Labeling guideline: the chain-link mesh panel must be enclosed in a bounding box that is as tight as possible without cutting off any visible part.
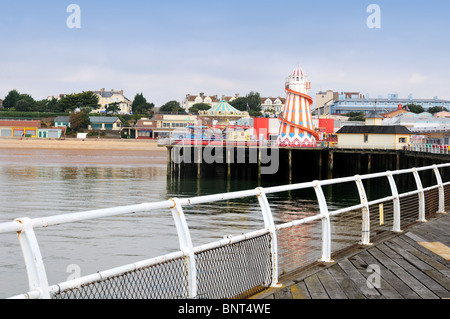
[52,256,188,299]
[195,233,272,299]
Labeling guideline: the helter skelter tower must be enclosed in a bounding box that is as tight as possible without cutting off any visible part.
[277,68,319,147]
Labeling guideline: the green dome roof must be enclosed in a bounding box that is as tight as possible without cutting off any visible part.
[206,100,243,115]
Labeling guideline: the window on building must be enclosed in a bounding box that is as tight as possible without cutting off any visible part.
[364,134,369,143]
[398,137,407,143]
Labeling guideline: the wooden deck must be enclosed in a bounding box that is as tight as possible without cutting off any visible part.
[252,213,450,299]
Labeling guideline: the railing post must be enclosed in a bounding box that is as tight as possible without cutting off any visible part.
[169,198,197,299]
[386,172,402,233]
[354,176,372,246]
[313,181,333,263]
[432,165,447,214]
[412,168,426,222]
[16,218,50,299]
[255,187,282,288]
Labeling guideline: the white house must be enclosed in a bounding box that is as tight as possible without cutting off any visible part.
[93,89,132,115]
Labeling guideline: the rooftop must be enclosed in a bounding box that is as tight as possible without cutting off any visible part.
[336,125,412,135]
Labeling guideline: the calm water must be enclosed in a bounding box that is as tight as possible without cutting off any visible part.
[0,148,365,298]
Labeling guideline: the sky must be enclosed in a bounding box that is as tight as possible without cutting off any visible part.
[0,0,449,107]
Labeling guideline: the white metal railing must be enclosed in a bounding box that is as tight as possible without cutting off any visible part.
[406,144,450,154]
[324,143,450,153]
[1,163,450,299]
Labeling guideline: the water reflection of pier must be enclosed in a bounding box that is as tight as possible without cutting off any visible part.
[166,145,450,185]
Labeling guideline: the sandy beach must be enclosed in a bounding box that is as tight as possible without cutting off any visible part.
[0,138,166,152]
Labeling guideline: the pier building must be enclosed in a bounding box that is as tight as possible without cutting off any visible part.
[336,110,412,150]
[313,91,450,116]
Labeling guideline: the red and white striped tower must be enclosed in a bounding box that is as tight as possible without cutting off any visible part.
[277,67,319,147]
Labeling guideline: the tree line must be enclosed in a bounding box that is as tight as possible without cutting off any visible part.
[1,89,264,117]
[1,89,156,115]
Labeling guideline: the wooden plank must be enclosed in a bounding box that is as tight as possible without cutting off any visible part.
[348,254,404,299]
[401,233,450,268]
[387,237,434,270]
[316,269,348,299]
[358,249,419,299]
[378,243,448,298]
[397,236,450,273]
[420,218,450,237]
[418,242,450,261]
[369,246,439,299]
[337,258,383,299]
[410,226,449,246]
[327,264,366,299]
[421,269,450,299]
[290,281,310,299]
[304,274,329,299]
[385,238,450,295]
[273,286,293,299]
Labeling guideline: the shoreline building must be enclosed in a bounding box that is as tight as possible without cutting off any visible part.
[336,110,412,150]
[260,97,286,116]
[277,68,318,147]
[313,91,450,115]
[93,89,132,115]
[0,119,64,139]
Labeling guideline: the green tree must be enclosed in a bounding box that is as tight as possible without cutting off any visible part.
[32,97,62,113]
[132,93,154,115]
[229,91,262,116]
[403,104,424,114]
[69,112,91,131]
[188,103,211,114]
[347,111,365,121]
[159,100,186,114]
[46,97,61,113]
[59,91,100,112]
[14,94,36,112]
[427,106,448,114]
[106,102,121,114]
[3,89,21,109]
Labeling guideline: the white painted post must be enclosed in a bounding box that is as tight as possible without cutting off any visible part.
[313,181,333,263]
[432,165,446,214]
[354,176,372,246]
[169,198,197,299]
[16,218,50,299]
[255,187,281,288]
[386,172,402,233]
[412,168,426,222]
